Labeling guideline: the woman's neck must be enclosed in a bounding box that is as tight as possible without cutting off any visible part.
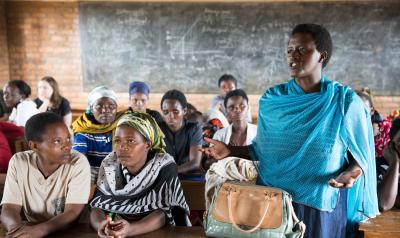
[36,158,60,178]
[230,122,248,146]
[232,120,247,132]
[126,157,147,176]
[295,71,322,93]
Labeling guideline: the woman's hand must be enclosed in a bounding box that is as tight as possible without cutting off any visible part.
[104,219,130,238]
[328,167,363,188]
[98,218,113,238]
[383,142,400,166]
[200,137,231,160]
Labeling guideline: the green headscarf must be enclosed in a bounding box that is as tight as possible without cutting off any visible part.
[117,111,166,153]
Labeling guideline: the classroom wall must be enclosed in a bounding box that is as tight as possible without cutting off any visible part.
[0,1,399,118]
[0,2,10,83]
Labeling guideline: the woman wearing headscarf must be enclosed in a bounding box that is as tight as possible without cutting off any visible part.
[356,88,392,158]
[72,86,123,183]
[128,81,163,124]
[90,111,190,237]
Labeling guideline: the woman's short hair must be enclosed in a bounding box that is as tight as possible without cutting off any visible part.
[224,89,249,108]
[25,112,64,142]
[218,74,237,87]
[160,89,187,109]
[7,80,31,98]
[291,24,332,69]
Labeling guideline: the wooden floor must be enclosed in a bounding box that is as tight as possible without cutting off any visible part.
[358,209,400,238]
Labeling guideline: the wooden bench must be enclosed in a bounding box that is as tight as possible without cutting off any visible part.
[11,137,28,153]
[72,109,85,121]
[358,209,400,238]
[0,173,6,201]
[180,180,206,211]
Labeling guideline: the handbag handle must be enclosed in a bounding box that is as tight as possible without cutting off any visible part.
[227,191,270,233]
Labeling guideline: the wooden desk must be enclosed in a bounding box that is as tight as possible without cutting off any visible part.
[358,209,400,238]
[0,223,206,238]
[180,180,206,211]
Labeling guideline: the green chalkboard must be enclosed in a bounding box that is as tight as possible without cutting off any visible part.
[79,2,400,95]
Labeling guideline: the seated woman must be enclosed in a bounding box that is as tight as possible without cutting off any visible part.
[159,90,203,174]
[356,88,391,157]
[3,80,38,127]
[34,76,72,127]
[0,89,12,121]
[204,89,258,207]
[210,74,252,123]
[72,86,121,184]
[0,112,91,238]
[90,112,190,237]
[213,89,257,146]
[0,121,24,172]
[202,108,230,140]
[377,117,400,212]
[128,81,163,124]
[202,89,257,170]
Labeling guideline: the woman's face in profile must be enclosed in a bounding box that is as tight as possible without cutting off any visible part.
[3,84,23,108]
[113,124,151,173]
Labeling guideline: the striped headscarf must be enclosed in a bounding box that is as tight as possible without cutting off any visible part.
[117,111,166,153]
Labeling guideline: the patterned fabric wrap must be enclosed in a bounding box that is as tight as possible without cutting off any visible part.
[90,152,190,225]
[250,76,379,226]
[117,111,166,154]
[72,112,123,134]
[374,119,391,157]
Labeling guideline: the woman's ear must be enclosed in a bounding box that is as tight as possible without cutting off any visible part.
[183,108,187,116]
[318,51,328,64]
[145,141,152,150]
[28,140,38,151]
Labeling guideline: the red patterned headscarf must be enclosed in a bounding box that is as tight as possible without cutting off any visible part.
[374,119,391,157]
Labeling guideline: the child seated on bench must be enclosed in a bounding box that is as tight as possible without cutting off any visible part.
[1,112,91,238]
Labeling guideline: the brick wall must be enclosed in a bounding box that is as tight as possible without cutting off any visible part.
[0,2,10,83]
[1,1,399,119]
[4,1,84,108]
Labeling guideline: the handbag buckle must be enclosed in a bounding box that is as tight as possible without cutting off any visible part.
[224,186,237,194]
[264,191,278,200]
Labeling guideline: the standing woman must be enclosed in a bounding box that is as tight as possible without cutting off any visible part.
[202,24,379,237]
[35,76,72,127]
[3,80,38,127]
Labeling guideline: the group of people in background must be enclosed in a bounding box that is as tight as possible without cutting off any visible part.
[0,23,398,238]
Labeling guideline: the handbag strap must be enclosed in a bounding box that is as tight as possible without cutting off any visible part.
[287,196,306,238]
[227,191,270,233]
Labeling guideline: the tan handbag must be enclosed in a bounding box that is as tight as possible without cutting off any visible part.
[204,181,305,238]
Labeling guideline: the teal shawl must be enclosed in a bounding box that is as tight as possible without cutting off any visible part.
[250,76,379,226]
